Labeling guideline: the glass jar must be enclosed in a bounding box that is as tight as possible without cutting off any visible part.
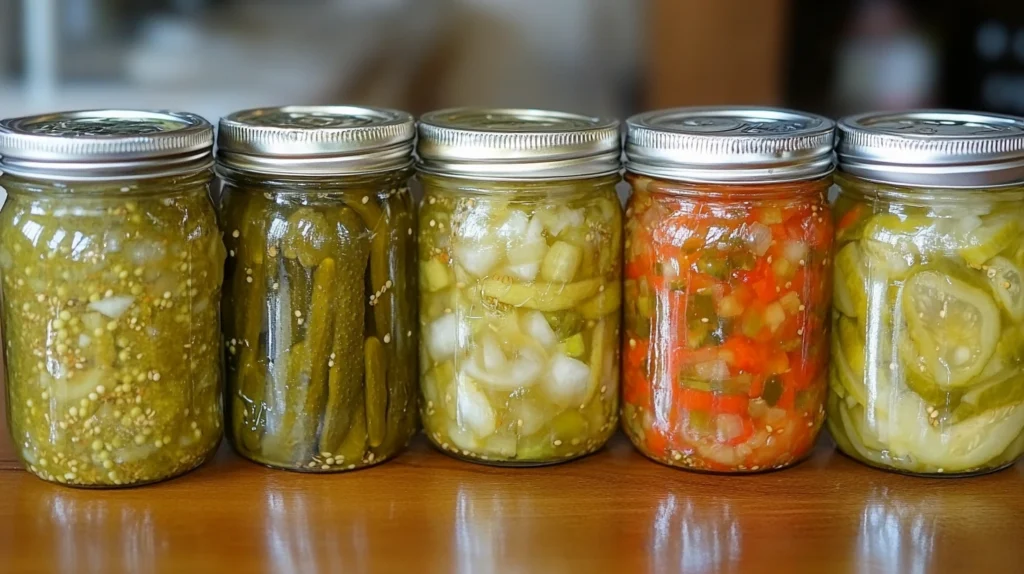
[828,110,1024,476]
[217,106,418,471]
[0,110,224,487]
[416,108,622,465]
[621,107,836,472]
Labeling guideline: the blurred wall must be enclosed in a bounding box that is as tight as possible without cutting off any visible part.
[431,0,640,117]
[0,0,642,120]
[647,0,790,108]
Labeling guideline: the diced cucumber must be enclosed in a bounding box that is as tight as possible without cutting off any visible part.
[559,333,586,358]
[423,257,451,292]
[541,241,582,283]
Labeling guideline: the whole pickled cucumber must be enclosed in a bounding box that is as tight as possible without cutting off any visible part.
[283,258,310,338]
[364,336,388,448]
[261,340,307,463]
[299,258,337,448]
[261,258,336,464]
[282,207,338,267]
[343,193,392,338]
[231,192,270,455]
[319,207,371,454]
[379,189,416,455]
[333,400,368,466]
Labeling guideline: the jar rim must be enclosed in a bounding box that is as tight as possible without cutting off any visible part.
[0,109,213,181]
[416,107,621,180]
[216,105,415,176]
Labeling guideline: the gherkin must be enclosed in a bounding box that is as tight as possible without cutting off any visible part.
[221,171,418,472]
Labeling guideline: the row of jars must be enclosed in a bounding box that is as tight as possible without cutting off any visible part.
[1,106,1023,487]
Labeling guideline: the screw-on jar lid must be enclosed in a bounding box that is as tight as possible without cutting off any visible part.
[837,110,1024,188]
[217,105,415,176]
[625,106,835,183]
[417,107,620,180]
[0,109,213,181]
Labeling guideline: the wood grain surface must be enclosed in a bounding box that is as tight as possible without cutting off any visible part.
[1,429,1023,574]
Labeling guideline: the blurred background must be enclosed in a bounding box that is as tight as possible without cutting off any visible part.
[0,0,1022,123]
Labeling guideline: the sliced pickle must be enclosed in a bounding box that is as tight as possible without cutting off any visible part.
[954,370,1024,422]
[982,256,1024,321]
[888,392,1024,472]
[833,243,865,318]
[958,213,1020,266]
[902,270,1000,388]
[860,214,939,278]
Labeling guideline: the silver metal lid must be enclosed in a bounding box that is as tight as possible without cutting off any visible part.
[625,106,835,183]
[837,110,1024,188]
[217,105,415,176]
[0,109,213,181]
[417,107,620,180]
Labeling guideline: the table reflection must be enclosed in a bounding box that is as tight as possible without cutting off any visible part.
[21,488,158,572]
[263,486,371,573]
[650,494,742,574]
[854,474,1024,574]
[448,475,621,573]
[857,486,937,574]
[453,489,506,574]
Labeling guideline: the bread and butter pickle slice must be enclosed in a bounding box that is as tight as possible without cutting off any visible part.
[902,270,1000,388]
[888,392,1024,472]
[982,256,1024,321]
[954,369,1024,422]
[833,243,865,318]
[860,213,939,278]
[958,213,1020,267]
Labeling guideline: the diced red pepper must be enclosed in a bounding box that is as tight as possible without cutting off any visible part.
[713,394,750,416]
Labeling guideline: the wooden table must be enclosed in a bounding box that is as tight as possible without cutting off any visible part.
[1,426,1022,574]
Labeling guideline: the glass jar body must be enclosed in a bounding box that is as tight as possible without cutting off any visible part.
[418,173,622,465]
[621,173,834,473]
[0,171,225,487]
[827,173,1024,476]
[219,168,418,472]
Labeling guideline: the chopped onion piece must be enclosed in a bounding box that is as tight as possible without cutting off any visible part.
[543,354,591,407]
[457,374,497,437]
[782,240,808,263]
[464,349,544,391]
[744,222,773,256]
[87,295,135,319]
[521,311,557,348]
[480,335,508,371]
[455,243,503,278]
[427,314,461,360]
